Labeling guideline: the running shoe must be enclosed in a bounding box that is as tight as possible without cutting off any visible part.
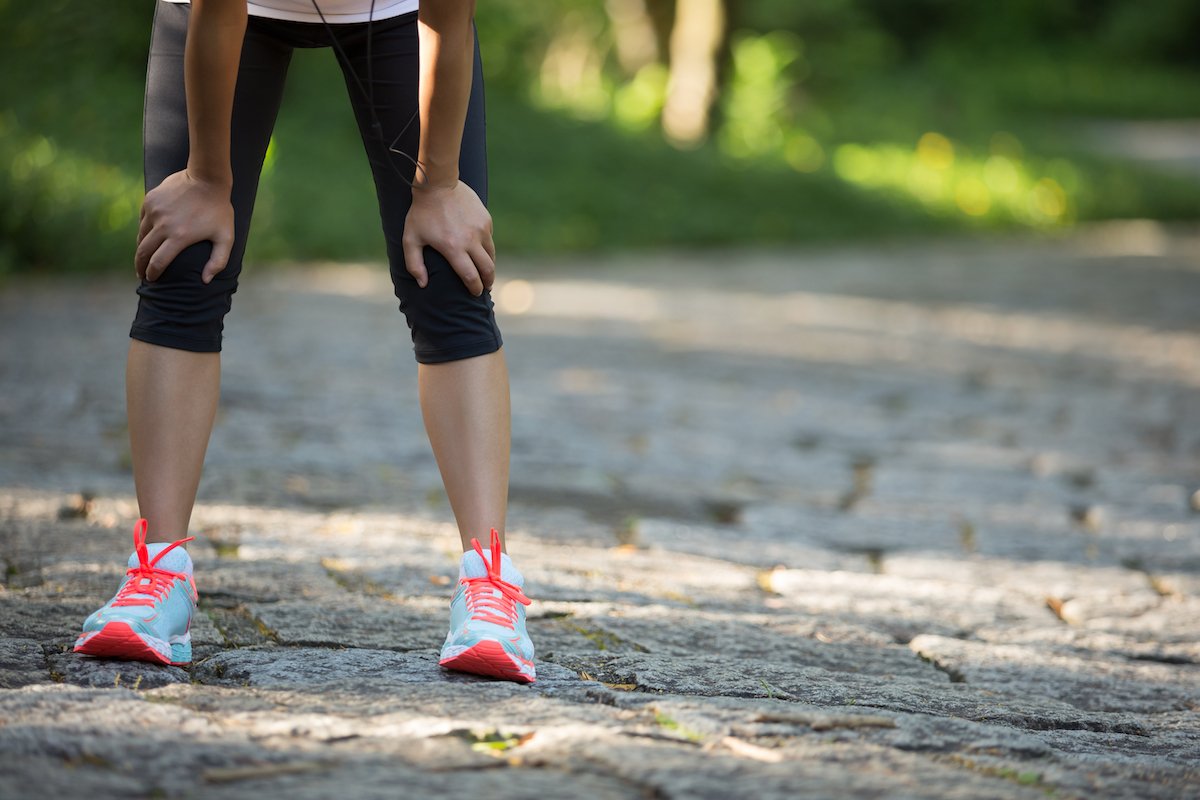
[439,529,536,683]
[74,519,196,666]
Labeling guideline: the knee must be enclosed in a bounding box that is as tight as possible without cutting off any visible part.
[131,241,241,353]
[390,248,502,364]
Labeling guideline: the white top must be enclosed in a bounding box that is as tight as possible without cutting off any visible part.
[162,0,418,25]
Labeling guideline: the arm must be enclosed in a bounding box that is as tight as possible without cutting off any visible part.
[135,0,246,284]
[403,0,496,296]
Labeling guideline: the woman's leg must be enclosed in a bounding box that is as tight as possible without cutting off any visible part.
[336,18,532,681]
[334,17,506,550]
[74,4,295,666]
[131,3,294,542]
[419,350,510,551]
[127,342,221,544]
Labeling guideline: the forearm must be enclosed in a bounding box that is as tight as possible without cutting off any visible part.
[184,0,247,187]
[416,0,476,189]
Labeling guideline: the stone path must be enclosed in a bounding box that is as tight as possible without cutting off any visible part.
[1085,119,1200,180]
[2,228,1200,798]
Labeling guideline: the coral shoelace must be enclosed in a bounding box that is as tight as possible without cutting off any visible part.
[111,519,194,607]
[462,529,530,629]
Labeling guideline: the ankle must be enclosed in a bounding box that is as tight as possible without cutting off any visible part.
[458,548,522,585]
[131,541,194,577]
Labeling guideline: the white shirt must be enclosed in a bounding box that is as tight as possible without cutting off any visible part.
[163,0,419,25]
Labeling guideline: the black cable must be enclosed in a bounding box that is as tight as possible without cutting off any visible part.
[308,0,427,188]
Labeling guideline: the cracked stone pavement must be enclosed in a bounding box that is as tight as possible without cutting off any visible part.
[2,228,1200,798]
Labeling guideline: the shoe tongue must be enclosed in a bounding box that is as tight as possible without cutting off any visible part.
[460,549,523,587]
[128,542,193,577]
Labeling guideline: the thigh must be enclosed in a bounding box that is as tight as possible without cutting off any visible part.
[337,18,499,364]
[134,2,293,352]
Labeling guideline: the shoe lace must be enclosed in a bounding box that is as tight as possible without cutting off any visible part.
[462,529,530,630]
[111,519,195,607]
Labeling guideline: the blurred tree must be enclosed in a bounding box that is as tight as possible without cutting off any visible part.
[606,0,659,76]
[642,0,679,68]
[662,0,726,147]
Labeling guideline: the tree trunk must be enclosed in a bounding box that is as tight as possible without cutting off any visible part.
[661,0,726,147]
[606,0,660,76]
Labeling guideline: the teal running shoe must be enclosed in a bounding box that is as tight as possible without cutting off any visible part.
[74,519,196,666]
[439,529,535,683]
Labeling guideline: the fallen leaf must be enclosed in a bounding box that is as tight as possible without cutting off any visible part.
[1046,596,1067,621]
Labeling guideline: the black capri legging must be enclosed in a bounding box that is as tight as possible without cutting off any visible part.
[133,2,502,363]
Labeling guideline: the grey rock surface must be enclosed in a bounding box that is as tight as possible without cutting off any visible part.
[47,652,191,689]
[246,597,447,651]
[4,236,1200,798]
[910,633,1200,714]
[195,557,347,602]
[557,606,943,679]
[595,653,1152,734]
[0,638,48,688]
[193,645,582,688]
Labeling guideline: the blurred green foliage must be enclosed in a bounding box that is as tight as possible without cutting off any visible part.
[2,0,1200,272]
[0,114,143,274]
[245,43,933,263]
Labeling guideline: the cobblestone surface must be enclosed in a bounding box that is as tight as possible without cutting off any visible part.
[2,229,1200,798]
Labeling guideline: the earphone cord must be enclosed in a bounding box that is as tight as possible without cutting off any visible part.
[308,0,428,188]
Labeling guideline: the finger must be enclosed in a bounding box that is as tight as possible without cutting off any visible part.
[136,210,153,254]
[469,244,496,291]
[201,243,231,285]
[481,225,496,265]
[145,237,188,283]
[134,228,168,280]
[403,237,428,288]
[448,250,483,297]
[201,234,233,285]
[138,201,154,229]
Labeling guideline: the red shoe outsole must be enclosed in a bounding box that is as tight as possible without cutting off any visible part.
[74,622,172,666]
[440,640,535,684]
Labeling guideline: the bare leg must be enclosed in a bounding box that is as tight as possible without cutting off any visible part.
[127,339,221,544]
[419,349,511,552]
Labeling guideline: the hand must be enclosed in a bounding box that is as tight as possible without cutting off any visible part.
[135,169,235,284]
[402,180,495,296]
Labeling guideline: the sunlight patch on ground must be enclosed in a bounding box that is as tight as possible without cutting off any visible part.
[486,278,1200,386]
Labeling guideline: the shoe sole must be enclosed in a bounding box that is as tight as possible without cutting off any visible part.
[74,622,189,667]
[440,640,535,684]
